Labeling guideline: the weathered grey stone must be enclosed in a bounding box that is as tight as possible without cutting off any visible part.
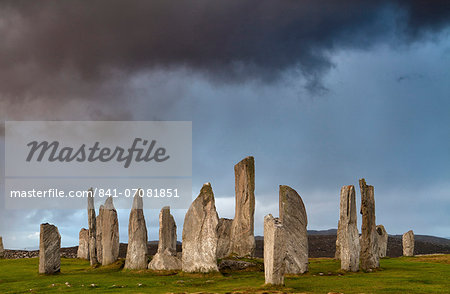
[182,183,219,273]
[158,206,177,253]
[216,218,233,259]
[0,236,4,258]
[39,223,61,274]
[125,191,148,269]
[148,248,182,271]
[264,214,285,286]
[229,156,256,257]
[77,228,90,260]
[359,179,379,270]
[96,205,104,263]
[87,189,97,266]
[335,221,342,260]
[337,185,360,271]
[148,206,181,270]
[279,185,308,274]
[376,225,388,258]
[102,197,119,265]
[402,230,414,257]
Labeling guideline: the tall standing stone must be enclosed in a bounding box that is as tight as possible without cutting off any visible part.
[39,223,61,274]
[182,183,219,273]
[148,206,181,271]
[264,214,286,286]
[359,179,379,270]
[402,230,414,257]
[0,236,4,258]
[102,197,119,265]
[279,185,308,274]
[229,156,256,257]
[96,205,104,263]
[125,191,148,270]
[337,185,360,271]
[87,189,97,266]
[376,225,388,258]
[77,228,90,260]
[216,218,233,259]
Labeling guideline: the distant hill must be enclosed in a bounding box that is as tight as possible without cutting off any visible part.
[390,234,450,247]
[308,229,338,235]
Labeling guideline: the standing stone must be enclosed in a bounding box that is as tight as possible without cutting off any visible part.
[359,179,379,270]
[102,197,119,265]
[182,183,219,273]
[96,205,104,263]
[376,225,388,258]
[229,156,256,257]
[125,191,148,270]
[157,206,177,253]
[148,206,181,271]
[77,228,90,260]
[39,223,61,274]
[279,185,308,274]
[264,214,286,286]
[216,218,233,259]
[0,236,4,258]
[402,230,414,257]
[337,185,360,271]
[87,189,97,266]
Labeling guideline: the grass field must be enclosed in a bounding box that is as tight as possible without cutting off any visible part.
[0,255,449,293]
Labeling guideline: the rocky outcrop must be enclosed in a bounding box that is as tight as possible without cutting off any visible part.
[87,189,97,266]
[77,228,89,260]
[125,191,148,269]
[39,223,61,274]
[403,230,414,256]
[102,197,119,265]
[148,248,181,271]
[182,183,219,273]
[337,185,360,271]
[376,225,388,258]
[96,205,104,263]
[279,185,308,274]
[359,179,379,271]
[264,214,285,286]
[216,218,233,258]
[229,156,256,257]
[148,206,181,271]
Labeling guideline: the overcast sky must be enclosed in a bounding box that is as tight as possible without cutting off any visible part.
[1,0,449,249]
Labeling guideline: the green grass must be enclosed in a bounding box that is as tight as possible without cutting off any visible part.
[0,255,449,293]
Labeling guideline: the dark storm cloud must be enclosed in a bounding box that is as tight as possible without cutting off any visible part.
[0,0,449,98]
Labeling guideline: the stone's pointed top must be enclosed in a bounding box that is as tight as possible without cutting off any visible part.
[198,182,214,197]
[131,190,144,210]
[405,230,414,235]
[235,156,254,167]
[264,214,282,226]
[162,206,170,210]
[359,178,373,189]
[279,185,295,194]
[104,196,115,210]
